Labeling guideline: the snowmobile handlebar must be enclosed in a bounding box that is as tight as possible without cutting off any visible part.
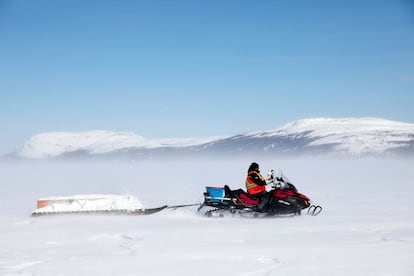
[266,169,291,190]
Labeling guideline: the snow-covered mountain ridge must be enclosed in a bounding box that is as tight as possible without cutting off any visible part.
[15,118,414,159]
[17,130,224,159]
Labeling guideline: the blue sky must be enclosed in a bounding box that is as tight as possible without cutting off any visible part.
[0,0,413,154]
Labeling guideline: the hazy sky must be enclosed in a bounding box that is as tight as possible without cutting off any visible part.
[1,0,413,154]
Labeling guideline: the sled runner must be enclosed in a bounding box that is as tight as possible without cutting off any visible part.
[32,205,169,216]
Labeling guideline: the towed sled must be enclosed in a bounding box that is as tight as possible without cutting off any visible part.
[31,194,170,216]
[198,169,322,217]
[31,194,200,216]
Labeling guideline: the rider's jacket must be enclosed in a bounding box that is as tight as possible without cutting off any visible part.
[245,171,267,195]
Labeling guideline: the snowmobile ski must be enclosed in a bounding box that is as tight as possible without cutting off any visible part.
[307,205,323,216]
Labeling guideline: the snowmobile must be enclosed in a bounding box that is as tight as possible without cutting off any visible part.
[198,169,322,217]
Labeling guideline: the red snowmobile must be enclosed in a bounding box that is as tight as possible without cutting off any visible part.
[198,169,322,217]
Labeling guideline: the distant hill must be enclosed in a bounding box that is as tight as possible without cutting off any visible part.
[10,118,414,159]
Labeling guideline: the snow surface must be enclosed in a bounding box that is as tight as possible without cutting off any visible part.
[1,157,413,276]
[16,117,414,159]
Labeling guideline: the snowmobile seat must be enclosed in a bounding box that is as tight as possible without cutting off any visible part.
[224,185,259,207]
[234,190,259,207]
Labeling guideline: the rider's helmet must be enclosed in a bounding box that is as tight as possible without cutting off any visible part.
[248,162,259,172]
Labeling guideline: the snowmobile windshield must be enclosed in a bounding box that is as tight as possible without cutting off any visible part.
[273,169,295,190]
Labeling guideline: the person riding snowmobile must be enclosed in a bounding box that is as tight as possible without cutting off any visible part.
[245,162,272,211]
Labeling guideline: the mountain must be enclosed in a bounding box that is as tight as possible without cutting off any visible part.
[12,118,414,159]
[15,130,225,159]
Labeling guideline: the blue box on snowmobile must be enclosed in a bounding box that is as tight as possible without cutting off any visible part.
[205,187,224,203]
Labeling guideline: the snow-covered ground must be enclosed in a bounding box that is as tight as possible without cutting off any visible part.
[1,157,413,276]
